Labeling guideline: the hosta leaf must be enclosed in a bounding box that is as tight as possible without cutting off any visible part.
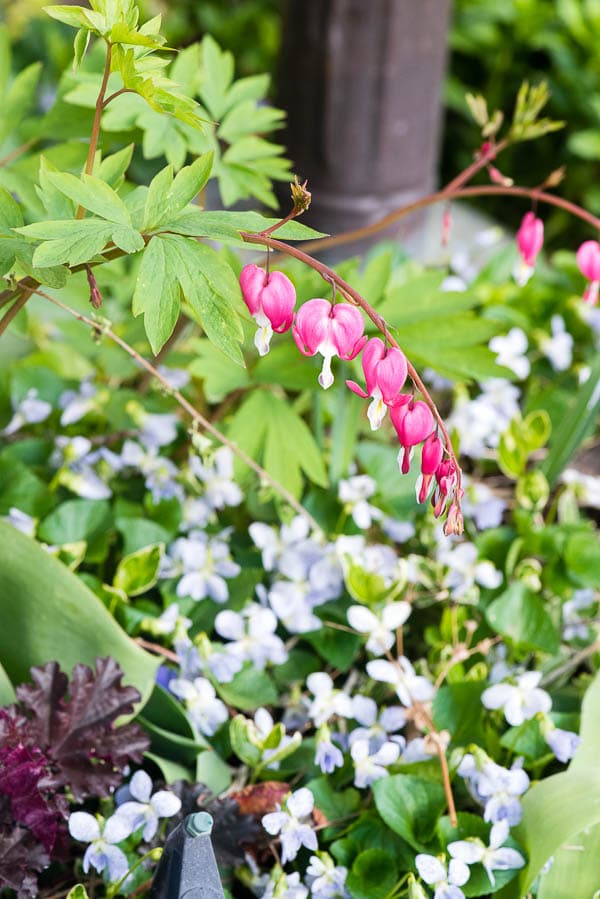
[0,521,158,704]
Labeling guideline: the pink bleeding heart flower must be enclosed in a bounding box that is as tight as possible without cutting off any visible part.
[432,458,458,518]
[346,338,408,430]
[293,298,367,389]
[390,398,434,475]
[514,212,544,286]
[416,432,444,504]
[576,240,600,306]
[239,264,296,356]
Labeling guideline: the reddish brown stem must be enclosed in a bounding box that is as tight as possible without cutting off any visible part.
[0,138,39,168]
[76,41,112,219]
[0,290,32,338]
[241,230,462,500]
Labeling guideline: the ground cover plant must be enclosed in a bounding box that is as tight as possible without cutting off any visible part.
[0,3,600,898]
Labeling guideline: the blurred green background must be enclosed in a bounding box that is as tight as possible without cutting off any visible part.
[2,0,600,245]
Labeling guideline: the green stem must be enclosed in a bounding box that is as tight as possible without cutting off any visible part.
[106,847,160,899]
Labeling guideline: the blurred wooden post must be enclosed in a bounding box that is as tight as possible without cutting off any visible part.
[277,0,452,249]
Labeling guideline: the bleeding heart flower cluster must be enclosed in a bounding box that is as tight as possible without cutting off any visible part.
[239,265,461,527]
[514,211,600,306]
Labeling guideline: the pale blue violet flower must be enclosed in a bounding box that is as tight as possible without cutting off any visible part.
[448,819,525,887]
[350,738,399,788]
[262,788,317,864]
[214,604,287,669]
[415,853,469,899]
[114,770,181,840]
[169,676,228,736]
[68,812,131,883]
[482,671,552,726]
[366,658,435,708]
[306,853,349,898]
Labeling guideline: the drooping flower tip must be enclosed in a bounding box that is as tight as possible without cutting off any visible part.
[576,240,600,306]
[239,263,297,356]
[293,298,367,389]
[517,212,544,267]
[514,211,544,286]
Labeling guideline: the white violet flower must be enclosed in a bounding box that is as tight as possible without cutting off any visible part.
[114,770,181,841]
[481,671,552,726]
[262,788,317,864]
[415,853,470,899]
[68,812,131,883]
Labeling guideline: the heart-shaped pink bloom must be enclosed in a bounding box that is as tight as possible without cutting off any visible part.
[416,432,444,503]
[346,338,408,430]
[239,264,296,355]
[390,400,434,474]
[514,212,544,286]
[517,212,544,267]
[577,240,600,306]
[293,299,367,389]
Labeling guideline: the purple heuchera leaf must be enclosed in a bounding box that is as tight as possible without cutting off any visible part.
[0,657,150,897]
[14,657,149,801]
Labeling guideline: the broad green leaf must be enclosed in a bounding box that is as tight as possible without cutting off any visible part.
[216,665,277,710]
[563,531,600,588]
[198,35,235,119]
[373,774,446,850]
[196,748,232,793]
[188,338,250,402]
[97,144,134,187]
[485,582,559,653]
[306,776,361,821]
[230,715,262,766]
[0,659,15,705]
[0,522,158,704]
[538,822,600,899]
[165,235,244,364]
[0,455,53,517]
[168,152,214,213]
[109,22,166,48]
[44,5,100,30]
[141,683,198,740]
[0,187,23,229]
[0,62,42,146]
[46,171,131,225]
[305,619,361,671]
[166,209,326,242]
[20,218,114,267]
[498,671,600,899]
[228,390,329,498]
[433,681,487,747]
[346,849,398,899]
[143,165,174,230]
[144,751,192,785]
[108,225,144,253]
[132,235,180,355]
[66,886,90,899]
[113,542,164,596]
[542,353,600,485]
[38,498,111,545]
[73,28,91,69]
